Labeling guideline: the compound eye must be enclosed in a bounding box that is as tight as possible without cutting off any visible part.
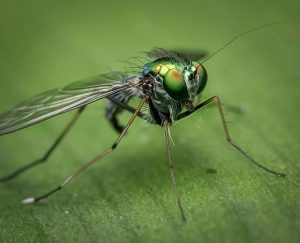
[195,63,208,95]
[163,69,188,100]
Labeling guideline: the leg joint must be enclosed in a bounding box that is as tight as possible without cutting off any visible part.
[212,95,220,103]
[111,143,117,150]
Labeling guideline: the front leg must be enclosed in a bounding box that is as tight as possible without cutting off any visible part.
[176,96,285,177]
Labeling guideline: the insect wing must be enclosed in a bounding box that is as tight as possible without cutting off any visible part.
[0,73,142,135]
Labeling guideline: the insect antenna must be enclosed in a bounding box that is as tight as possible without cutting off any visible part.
[201,21,295,64]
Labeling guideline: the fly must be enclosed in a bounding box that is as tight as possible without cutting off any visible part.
[0,22,288,222]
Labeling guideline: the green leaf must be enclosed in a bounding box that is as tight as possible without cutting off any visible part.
[0,1,299,243]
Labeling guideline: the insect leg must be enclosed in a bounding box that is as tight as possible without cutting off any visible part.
[163,121,186,222]
[107,96,145,118]
[106,96,146,133]
[21,97,148,204]
[176,96,285,177]
[0,106,86,183]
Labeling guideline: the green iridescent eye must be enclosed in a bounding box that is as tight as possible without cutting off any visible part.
[163,69,188,100]
[192,62,208,95]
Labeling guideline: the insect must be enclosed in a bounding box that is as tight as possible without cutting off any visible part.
[0,23,286,222]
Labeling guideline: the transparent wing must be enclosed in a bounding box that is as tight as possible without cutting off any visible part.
[0,72,143,136]
[146,48,208,61]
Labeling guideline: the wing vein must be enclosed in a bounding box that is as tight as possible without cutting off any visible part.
[0,74,143,135]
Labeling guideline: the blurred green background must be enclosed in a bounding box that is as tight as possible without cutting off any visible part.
[0,0,299,242]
